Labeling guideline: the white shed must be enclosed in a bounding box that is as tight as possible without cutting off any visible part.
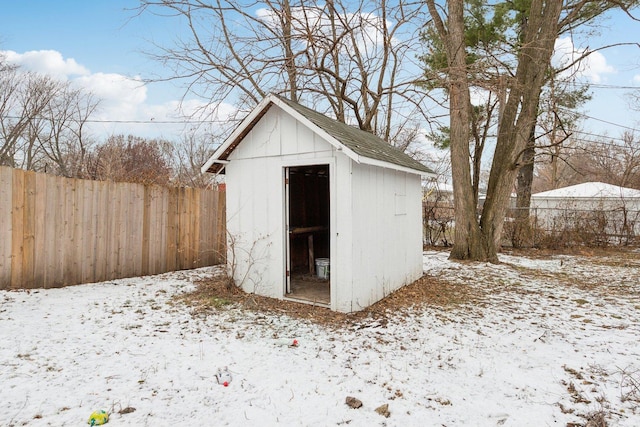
[202,94,435,312]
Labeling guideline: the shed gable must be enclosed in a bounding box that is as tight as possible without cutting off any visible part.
[227,105,334,162]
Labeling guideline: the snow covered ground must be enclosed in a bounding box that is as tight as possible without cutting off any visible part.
[1,250,639,426]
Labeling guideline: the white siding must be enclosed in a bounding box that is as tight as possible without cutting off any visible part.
[225,156,283,298]
[347,163,423,311]
[332,154,354,312]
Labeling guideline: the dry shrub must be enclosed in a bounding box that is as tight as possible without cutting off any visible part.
[584,411,608,427]
[532,211,613,249]
[423,203,455,247]
[502,216,535,249]
[529,208,640,249]
[620,367,640,403]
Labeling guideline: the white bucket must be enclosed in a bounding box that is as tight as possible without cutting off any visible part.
[315,258,330,279]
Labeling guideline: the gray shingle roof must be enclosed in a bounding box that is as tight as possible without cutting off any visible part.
[204,94,435,175]
[276,96,434,174]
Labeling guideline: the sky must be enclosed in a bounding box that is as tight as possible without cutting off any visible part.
[1,1,640,144]
[1,250,639,426]
[0,0,203,139]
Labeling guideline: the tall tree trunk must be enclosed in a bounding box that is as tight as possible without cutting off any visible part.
[427,0,493,261]
[513,124,536,248]
[281,0,298,102]
[479,0,562,258]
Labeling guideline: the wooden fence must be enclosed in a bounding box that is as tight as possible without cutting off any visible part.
[0,166,226,290]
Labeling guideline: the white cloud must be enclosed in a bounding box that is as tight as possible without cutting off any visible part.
[633,74,640,84]
[75,72,148,115]
[1,49,238,139]
[552,37,615,83]
[2,49,149,122]
[2,49,89,79]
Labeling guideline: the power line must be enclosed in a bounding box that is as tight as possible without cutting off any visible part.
[571,82,640,90]
[2,115,213,125]
[85,118,205,124]
[566,131,640,149]
[555,106,639,133]
[574,112,639,132]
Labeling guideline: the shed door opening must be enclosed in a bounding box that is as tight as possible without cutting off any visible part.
[285,164,330,305]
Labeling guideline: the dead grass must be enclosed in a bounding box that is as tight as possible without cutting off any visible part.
[497,248,640,298]
[178,274,484,328]
[503,246,640,263]
[178,246,638,328]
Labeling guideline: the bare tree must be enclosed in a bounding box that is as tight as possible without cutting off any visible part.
[555,132,640,189]
[0,56,101,175]
[35,84,100,177]
[534,135,581,192]
[0,63,57,168]
[530,74,591,195]
[0,60,23,166]
[170,132,217,188]
[136,0,436,146]
[87,135,173,186]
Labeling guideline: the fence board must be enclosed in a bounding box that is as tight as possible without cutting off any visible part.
[148,186,161,274]
[127,183,138,276]
[187,188,196,268]
[0,167,13,287]
[81,181,95,284]
[193,189,201,267]
[142,186,152,275]
[33,172,47,286]
[166,187,178,272]
[43,173,57,287]
[22,171,36,288]
[0,167,225,290]
[133,184,144,277]
[157,187,169,273]
[123,184,131,276]
[10,168,25,289]
[62,177,74,286]
[198,191,210,267]
[94,180,107,283]
[71,178,83,286]
[177,188,188,270]
[108,181,120,279]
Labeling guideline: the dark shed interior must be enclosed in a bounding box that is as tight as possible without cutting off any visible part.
[288,164,330,275]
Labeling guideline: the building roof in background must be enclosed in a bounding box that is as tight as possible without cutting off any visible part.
[424,182,454,193]
[532,182,640,199]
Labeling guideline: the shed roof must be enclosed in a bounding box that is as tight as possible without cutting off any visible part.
[532,182,640,199]
[202,94,435,176]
